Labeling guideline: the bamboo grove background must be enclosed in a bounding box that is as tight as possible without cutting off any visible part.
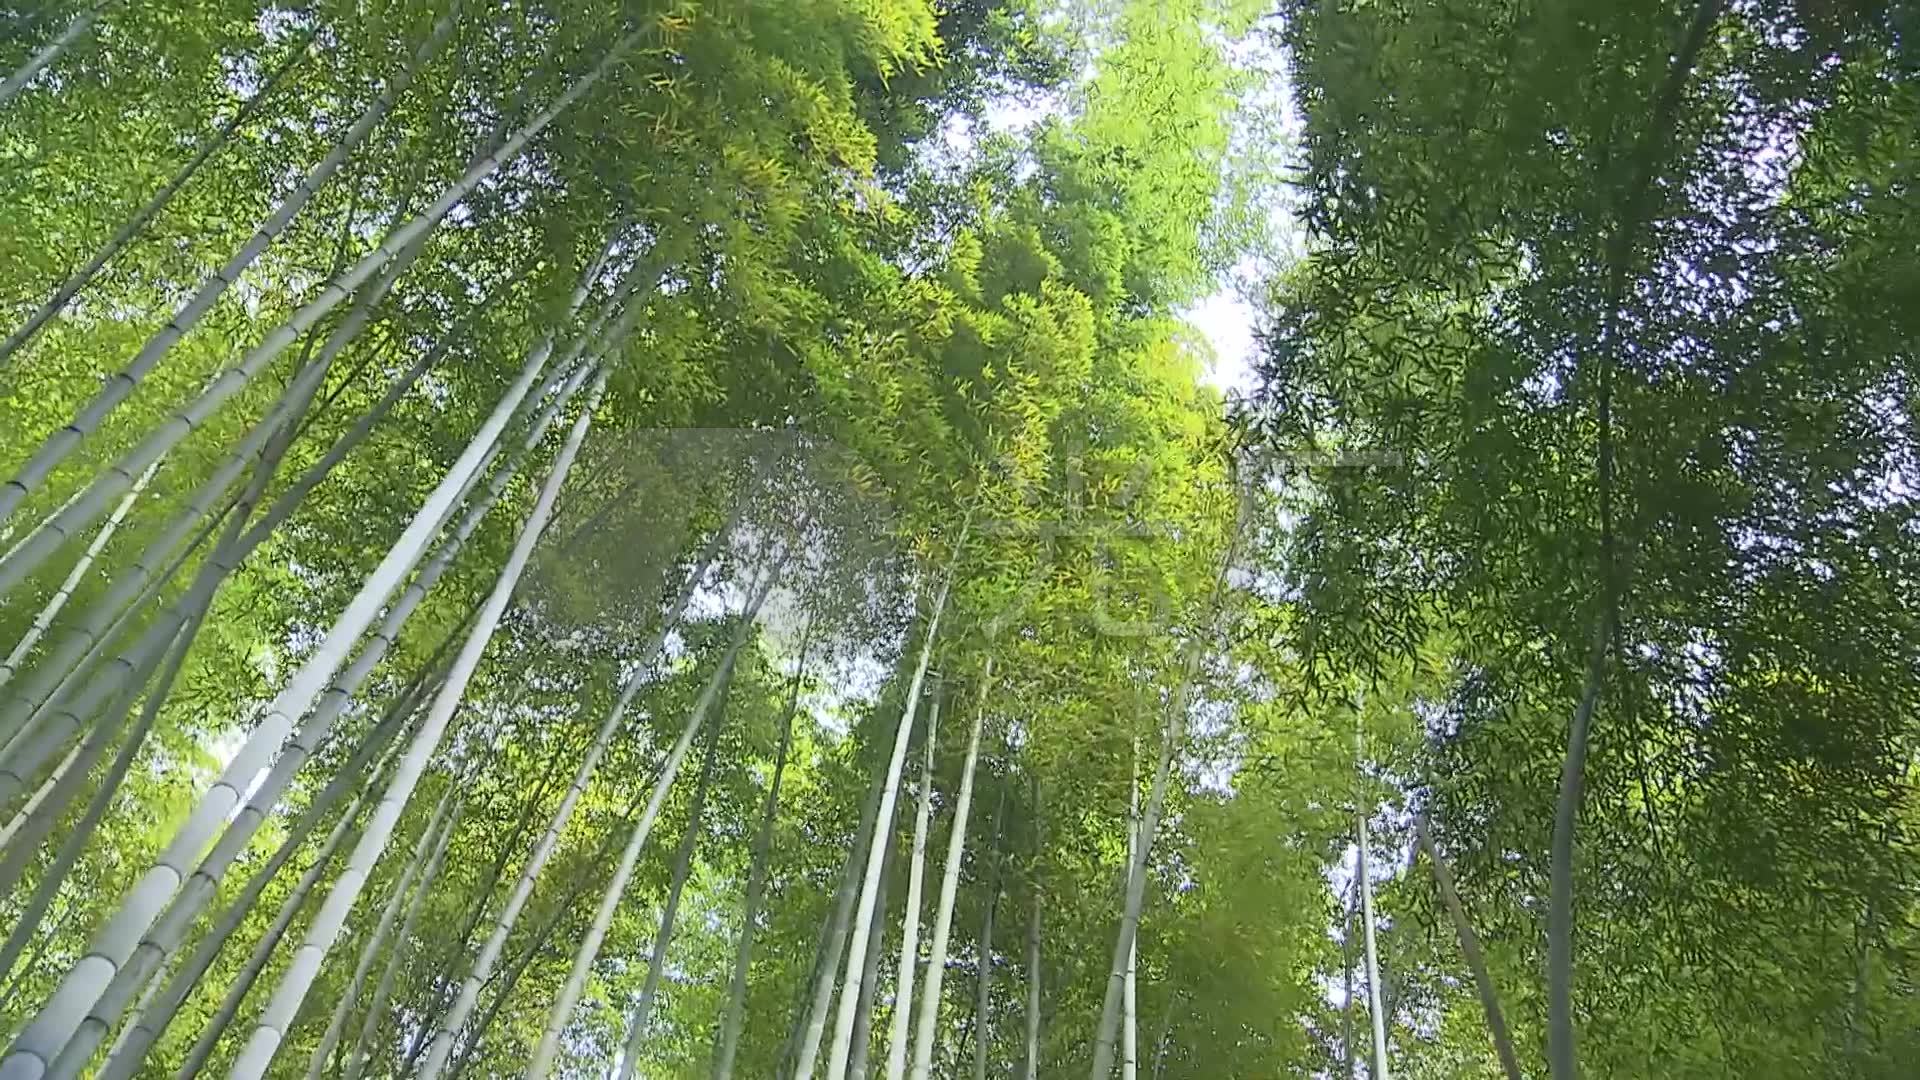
[1,0,1917,1078]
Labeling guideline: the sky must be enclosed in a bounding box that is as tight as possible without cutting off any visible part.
[1187,270,1263,397]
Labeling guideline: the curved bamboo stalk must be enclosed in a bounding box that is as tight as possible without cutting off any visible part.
[910,659,994,1080]
[412,510,727,1080]
[0,3,462,532]
[1417,811,1523,1080]
[826,557,962,1080]
[226,369,609,1080]
[882,693,940,1080]
[102,672,428,1080]
[525,573,776,1080]
[341,779,464,1080]
[1087,516,1244,1080]
[1547,9,1723,1074]
[0,3,460,534]
[1088,660,1192,1080]
[0,28,314,366]
[1081,479,1252,1078]
[0,740,78,854]
[713,636,807,1080]
[303,785,462,1080]
[0,460,156,691]
[614,716,724,1079]
[59,358,600,1066]
[0,613,187,990]
[0,10,639,562]
[0,305,567,1077]
[446,828,621,1080]
[974,785,1008,1080]
[0,1,102,107]
[787,738,888,1080]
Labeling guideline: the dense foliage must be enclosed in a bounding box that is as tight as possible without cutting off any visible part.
[1257,0,1920,1076]
[0,0,1913,1078]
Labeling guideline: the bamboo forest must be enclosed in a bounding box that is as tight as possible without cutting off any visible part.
[0,0,1915,1076]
